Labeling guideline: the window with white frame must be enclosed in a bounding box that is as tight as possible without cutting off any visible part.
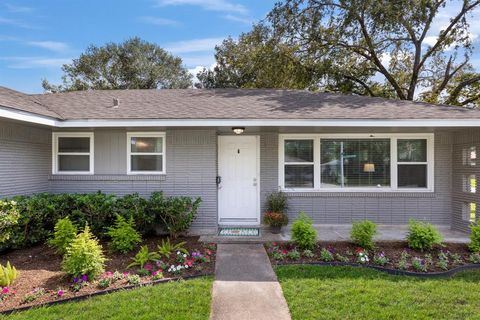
[279,134,434,191]
[52,132,94,174]
[127,132,165,174]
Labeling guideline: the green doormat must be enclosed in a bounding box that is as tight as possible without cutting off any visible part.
[218,227,260,237]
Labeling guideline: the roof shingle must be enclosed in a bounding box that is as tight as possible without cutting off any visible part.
[2,87,480,120]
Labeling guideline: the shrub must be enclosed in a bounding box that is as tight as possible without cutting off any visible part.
[303,249,315,258]
[128,245,160,269]
[62,225,106,279]
[263,212,288,227]
[115,193,152,235]
[266,191,288,213]
[106,215,142,253]
[48,217,77,255]
[71,192,117,235]
[468,223,480,253]
[0,262,18,286]
[406,220,443,251]
[351,220,377,249]
[291,212,317,250]
[0,200,19,244]
[320,248,334,262]
[149,192,202,238]
[373,252,389,266]
[157,238,188,258]
[286,249,300,260]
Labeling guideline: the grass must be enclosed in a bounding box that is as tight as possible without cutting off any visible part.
[1,277,213,320]
[276,265,480,320]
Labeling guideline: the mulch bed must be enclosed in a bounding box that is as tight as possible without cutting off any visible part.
[0,236,216,312]
[266,241,477,273]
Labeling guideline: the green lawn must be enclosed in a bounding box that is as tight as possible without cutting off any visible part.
[1,277,213,320]
[276,265,480,320]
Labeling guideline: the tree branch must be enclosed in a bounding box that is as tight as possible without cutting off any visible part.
[446,74,480,104]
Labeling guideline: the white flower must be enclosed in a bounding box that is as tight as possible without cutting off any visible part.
[177,251,181,255]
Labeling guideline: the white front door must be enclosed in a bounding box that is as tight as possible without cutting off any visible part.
[218,135,260,225]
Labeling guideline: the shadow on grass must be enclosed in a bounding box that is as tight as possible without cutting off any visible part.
[274,265,480,283]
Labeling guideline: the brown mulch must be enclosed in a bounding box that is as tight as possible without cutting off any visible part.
[0,236,216,312]
[266,241,473,273]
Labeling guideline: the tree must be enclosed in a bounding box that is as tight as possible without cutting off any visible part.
[42,37,192,92]
[268,0,480,106]
[196,25,316,89]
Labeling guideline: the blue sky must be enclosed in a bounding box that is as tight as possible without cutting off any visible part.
[0,0,275,93]
[0,0,479,93]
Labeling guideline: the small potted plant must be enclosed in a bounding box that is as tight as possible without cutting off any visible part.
[263,191,289,234]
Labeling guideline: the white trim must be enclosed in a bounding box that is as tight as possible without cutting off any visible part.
[53,118,480,128]
[126,132,166,175]
[278,133,434,193]
[0,107,57,126]
[52,132,94,175]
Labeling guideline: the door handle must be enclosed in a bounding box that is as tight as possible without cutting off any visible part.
[216,176,222,185]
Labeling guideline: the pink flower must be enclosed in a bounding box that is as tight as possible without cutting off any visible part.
[144,264,153,271]
[57,290,64,297]
[2,287,9,294]
[206,250,212,255]
[105,271,113,277]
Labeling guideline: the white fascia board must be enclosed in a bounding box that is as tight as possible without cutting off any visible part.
[0,107,57,126]
[55,118,480,128]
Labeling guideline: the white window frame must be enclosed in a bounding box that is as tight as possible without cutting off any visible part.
[52,132,94,175]
[127,132,166,175]
[278,133,434,192]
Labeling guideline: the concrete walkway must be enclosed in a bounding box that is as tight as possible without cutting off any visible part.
[210,244,291,320]
[200,224,469,244]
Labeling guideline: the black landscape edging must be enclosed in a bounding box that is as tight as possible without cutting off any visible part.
[0,273,213,316]
[275,261,480,278]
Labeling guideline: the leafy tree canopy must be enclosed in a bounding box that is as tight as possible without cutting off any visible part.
[201,0,480,107]
[43,37,192,92]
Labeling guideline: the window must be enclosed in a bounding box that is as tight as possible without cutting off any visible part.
[279,134,433,192]
[52,132,94,174]
[463,202,477,223]
[284,139,314,188]
[320,139,390,188]
[397,139,427,188]
[127,132,165,174]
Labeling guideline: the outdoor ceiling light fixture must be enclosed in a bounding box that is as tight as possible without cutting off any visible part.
[232,127,245,135]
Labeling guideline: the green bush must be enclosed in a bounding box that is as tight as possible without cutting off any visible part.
[149,192,202,238]
[0,200,19,244]
[351,220,377,249]
[266,191,288,213]
[406,220,443,251]
[62,225,106,279]
[291,212,317,250]
[0,191,202,250]
[115,193,152,235]
[48,217,78,254]
[0,261,18,286]
[157,238,188,258]
[106,215,142,253]
[469,223,480,253]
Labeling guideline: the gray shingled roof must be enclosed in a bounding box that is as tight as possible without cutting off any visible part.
[2,86,480,120]
[0,87,62,118]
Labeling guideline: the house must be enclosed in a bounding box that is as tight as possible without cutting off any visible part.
[0,86,479,234]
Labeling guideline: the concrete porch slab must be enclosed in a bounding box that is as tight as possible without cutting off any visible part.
[199,224,470,243]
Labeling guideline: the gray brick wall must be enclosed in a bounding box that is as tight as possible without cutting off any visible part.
[0,119,50,197]
[49,128,218,230]
[451,129,480,232]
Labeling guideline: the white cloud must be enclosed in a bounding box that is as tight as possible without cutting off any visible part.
[165,37,224,53]
[156,0,247,15]
[0,56,72,69]
[0,17,31,28]
[4,3,34,13]
[181,54,216,67]
[188,63,217,84]
[139,16,180,26]
[27,41,70,53]
[222,14,252,25]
